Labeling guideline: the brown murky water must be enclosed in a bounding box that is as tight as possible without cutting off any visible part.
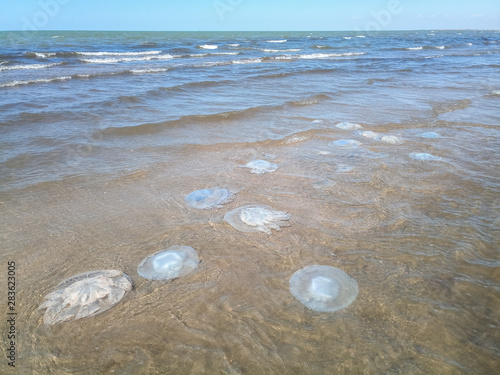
[2,120,499,374]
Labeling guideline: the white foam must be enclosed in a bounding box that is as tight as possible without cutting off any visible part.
[80,54,173,64]
[130,68,170,74]
[260,48,301,53]
[0,76,72,88]
[435,45,446,49]
[343,37,352,40]
[266,40,287,43]
[227,44,240,47]
[0,62,61,72]
[355,35,366,38]
[490,90,500,96]
[75,50,162,56]
[187,52,239,58]
[232,58,262,64]
[30,52,57,58]
[199,44,218,49]
[406,46,423,50]
[286,52,365,59]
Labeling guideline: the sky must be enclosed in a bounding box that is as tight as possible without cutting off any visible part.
[1,0,499,31]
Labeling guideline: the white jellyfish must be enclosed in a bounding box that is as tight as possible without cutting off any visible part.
[224,205,290,235]
[137,245,199,281]
[329,139,362,148]
[289,265,359,312]
[358,130,378,139]
[379,135,404,144]
[240,160,278,174]
[335,165,354,173]
[335,122,362,130]
[185,187,231,209]
[418,132,441,139]
[38,270,133,326]
[410,152,442,161]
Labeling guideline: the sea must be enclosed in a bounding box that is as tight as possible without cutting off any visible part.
[0,30,499,374]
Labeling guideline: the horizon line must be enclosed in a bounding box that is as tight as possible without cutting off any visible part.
[2,28,500,33]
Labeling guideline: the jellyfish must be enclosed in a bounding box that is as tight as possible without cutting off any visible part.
[335,165,354,173]
[418,132,441,139]
[185,187,231,209]
[335,122,362,130]
[224,205,290,235]
[289,265,359,312]
[240,160,278,174]
[379,135,404,144]
[410,152,442,161]
[359,130,378,139]
[38,270,133,326]
[137,245,199,281]
[329,139,362,148]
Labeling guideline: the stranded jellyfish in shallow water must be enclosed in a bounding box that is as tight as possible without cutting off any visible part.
[185,187,231,209]
[137,245,199,281]
[329,139,362,148]
[38,270,133,326]
[410,152,442,161]
[418,132,441,139]
[224,205,290,235]
[289,265,359,312]
[335,122,362,130]
[241,159,278,174]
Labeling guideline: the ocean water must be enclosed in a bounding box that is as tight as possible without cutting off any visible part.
[1,30,499,374]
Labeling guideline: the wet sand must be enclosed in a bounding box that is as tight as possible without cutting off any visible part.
[2,122,499,374]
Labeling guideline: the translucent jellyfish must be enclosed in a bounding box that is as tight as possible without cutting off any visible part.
[38,270,133,326]
[379,135,404,144]
[418,131,441,139]
[335,122,362,130]
[336,165,354,173]
[241,159,278,174]
[289,265,359,312]
[185,187,231,209]
[329,139,362,148]
[224,205,290,235]
[137,245,199,281]
[359,130,378,139]
[410,152,442,161]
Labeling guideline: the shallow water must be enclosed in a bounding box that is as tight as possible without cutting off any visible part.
[1,30,499,374]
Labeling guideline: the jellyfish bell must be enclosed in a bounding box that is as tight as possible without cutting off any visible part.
[224,205,290,235]
[329,139,362,148]
[357,130,379,139]
[289,265,359,312]
[335,122,362,130]
[137,245,199,281]
[379,135,404,144]
[410,152,442,161]
[418,132,441,139]
[38,270,133,326]
[241,159,278,174]
[185,187,231,209]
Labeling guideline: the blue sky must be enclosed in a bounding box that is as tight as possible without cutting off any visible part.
[1,0,499,31]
